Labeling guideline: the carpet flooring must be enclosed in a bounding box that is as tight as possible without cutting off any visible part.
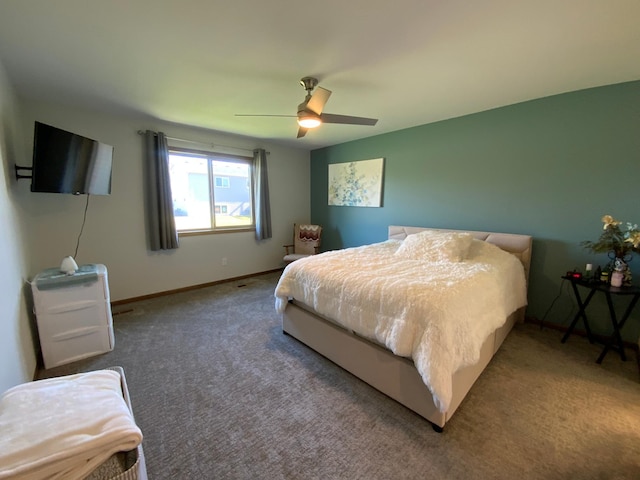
[38,271,640,479]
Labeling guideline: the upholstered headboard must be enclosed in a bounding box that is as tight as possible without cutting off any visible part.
[388,225,533,283]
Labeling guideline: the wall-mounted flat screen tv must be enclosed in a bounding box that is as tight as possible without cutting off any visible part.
[31,121,113,195]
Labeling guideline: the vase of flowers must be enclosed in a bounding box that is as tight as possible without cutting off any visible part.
[581,215,640,286]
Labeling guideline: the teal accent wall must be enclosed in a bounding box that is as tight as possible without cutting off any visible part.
[310,80,640,342]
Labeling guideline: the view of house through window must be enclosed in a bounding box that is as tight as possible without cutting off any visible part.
[168,148,254,232]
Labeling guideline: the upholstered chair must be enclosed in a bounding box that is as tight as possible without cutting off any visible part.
[283,224,322,263]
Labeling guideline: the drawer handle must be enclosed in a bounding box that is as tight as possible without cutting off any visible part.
[46,301,97,314]
[51,326,101,341]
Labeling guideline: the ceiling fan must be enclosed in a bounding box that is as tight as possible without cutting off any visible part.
[236,76,378,138]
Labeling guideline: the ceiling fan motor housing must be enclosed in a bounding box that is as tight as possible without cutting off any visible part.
[297,102,317,117]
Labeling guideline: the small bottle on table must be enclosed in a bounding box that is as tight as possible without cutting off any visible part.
[594,266,602,284]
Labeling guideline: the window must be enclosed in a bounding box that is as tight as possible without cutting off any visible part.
[215,176,230,188]
[168,147,254,232]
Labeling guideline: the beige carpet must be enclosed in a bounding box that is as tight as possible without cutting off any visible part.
[38,272,640,479]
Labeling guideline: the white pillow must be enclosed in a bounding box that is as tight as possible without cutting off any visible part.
[394,230,473,262]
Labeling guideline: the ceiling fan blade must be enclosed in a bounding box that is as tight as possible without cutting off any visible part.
[235,114,296,118]
[297,126,308,138]
[306,87,331,115]
[320,113,378,126]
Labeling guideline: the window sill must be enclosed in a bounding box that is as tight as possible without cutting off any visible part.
[178,227,255,237]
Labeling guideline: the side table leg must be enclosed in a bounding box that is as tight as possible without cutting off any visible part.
[597,293,640,364]
[562,286,596,344]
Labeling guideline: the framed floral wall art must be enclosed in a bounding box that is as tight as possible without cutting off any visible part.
[328,158,384,207]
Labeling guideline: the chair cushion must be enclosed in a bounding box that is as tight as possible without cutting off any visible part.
[294,225,322,255]
[284,253,312,262]
[298,225,321,241]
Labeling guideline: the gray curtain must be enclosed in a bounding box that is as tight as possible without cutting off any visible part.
[144,130,179,251]
[253,148,272,240]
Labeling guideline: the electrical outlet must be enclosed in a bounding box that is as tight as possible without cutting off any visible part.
[221,257,228,266]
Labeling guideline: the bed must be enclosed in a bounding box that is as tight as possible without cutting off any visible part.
[274,225,532,431]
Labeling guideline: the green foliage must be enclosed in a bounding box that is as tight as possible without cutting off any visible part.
[581,215,640,259]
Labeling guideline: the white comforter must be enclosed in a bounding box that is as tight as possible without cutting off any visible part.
[274,239,527,412]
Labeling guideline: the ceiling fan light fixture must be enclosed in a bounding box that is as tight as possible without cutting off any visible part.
[297,115,322,129]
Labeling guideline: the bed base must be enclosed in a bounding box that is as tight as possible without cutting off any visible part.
[283,300,520,431]
[281,225,532,431]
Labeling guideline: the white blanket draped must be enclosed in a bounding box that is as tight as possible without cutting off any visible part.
[274,239,527,412]
[0,370,143,480]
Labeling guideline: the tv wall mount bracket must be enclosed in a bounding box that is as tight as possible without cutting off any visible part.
[14,164,33,180]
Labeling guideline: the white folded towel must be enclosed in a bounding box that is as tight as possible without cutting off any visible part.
[0,369,143,480]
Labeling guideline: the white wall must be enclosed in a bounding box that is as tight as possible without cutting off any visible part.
[15,99,310,301]
[0,61,36,391]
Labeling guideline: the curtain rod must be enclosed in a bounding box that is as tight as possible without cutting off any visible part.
[136,130,269,155]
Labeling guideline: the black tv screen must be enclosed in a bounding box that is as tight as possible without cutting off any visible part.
[31,121,113,195]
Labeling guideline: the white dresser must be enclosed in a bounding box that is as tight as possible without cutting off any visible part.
[31,264,115,369]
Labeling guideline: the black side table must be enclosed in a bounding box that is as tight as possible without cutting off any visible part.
[560,275,640,363]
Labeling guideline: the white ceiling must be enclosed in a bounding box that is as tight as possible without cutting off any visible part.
[0,0,638,150]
